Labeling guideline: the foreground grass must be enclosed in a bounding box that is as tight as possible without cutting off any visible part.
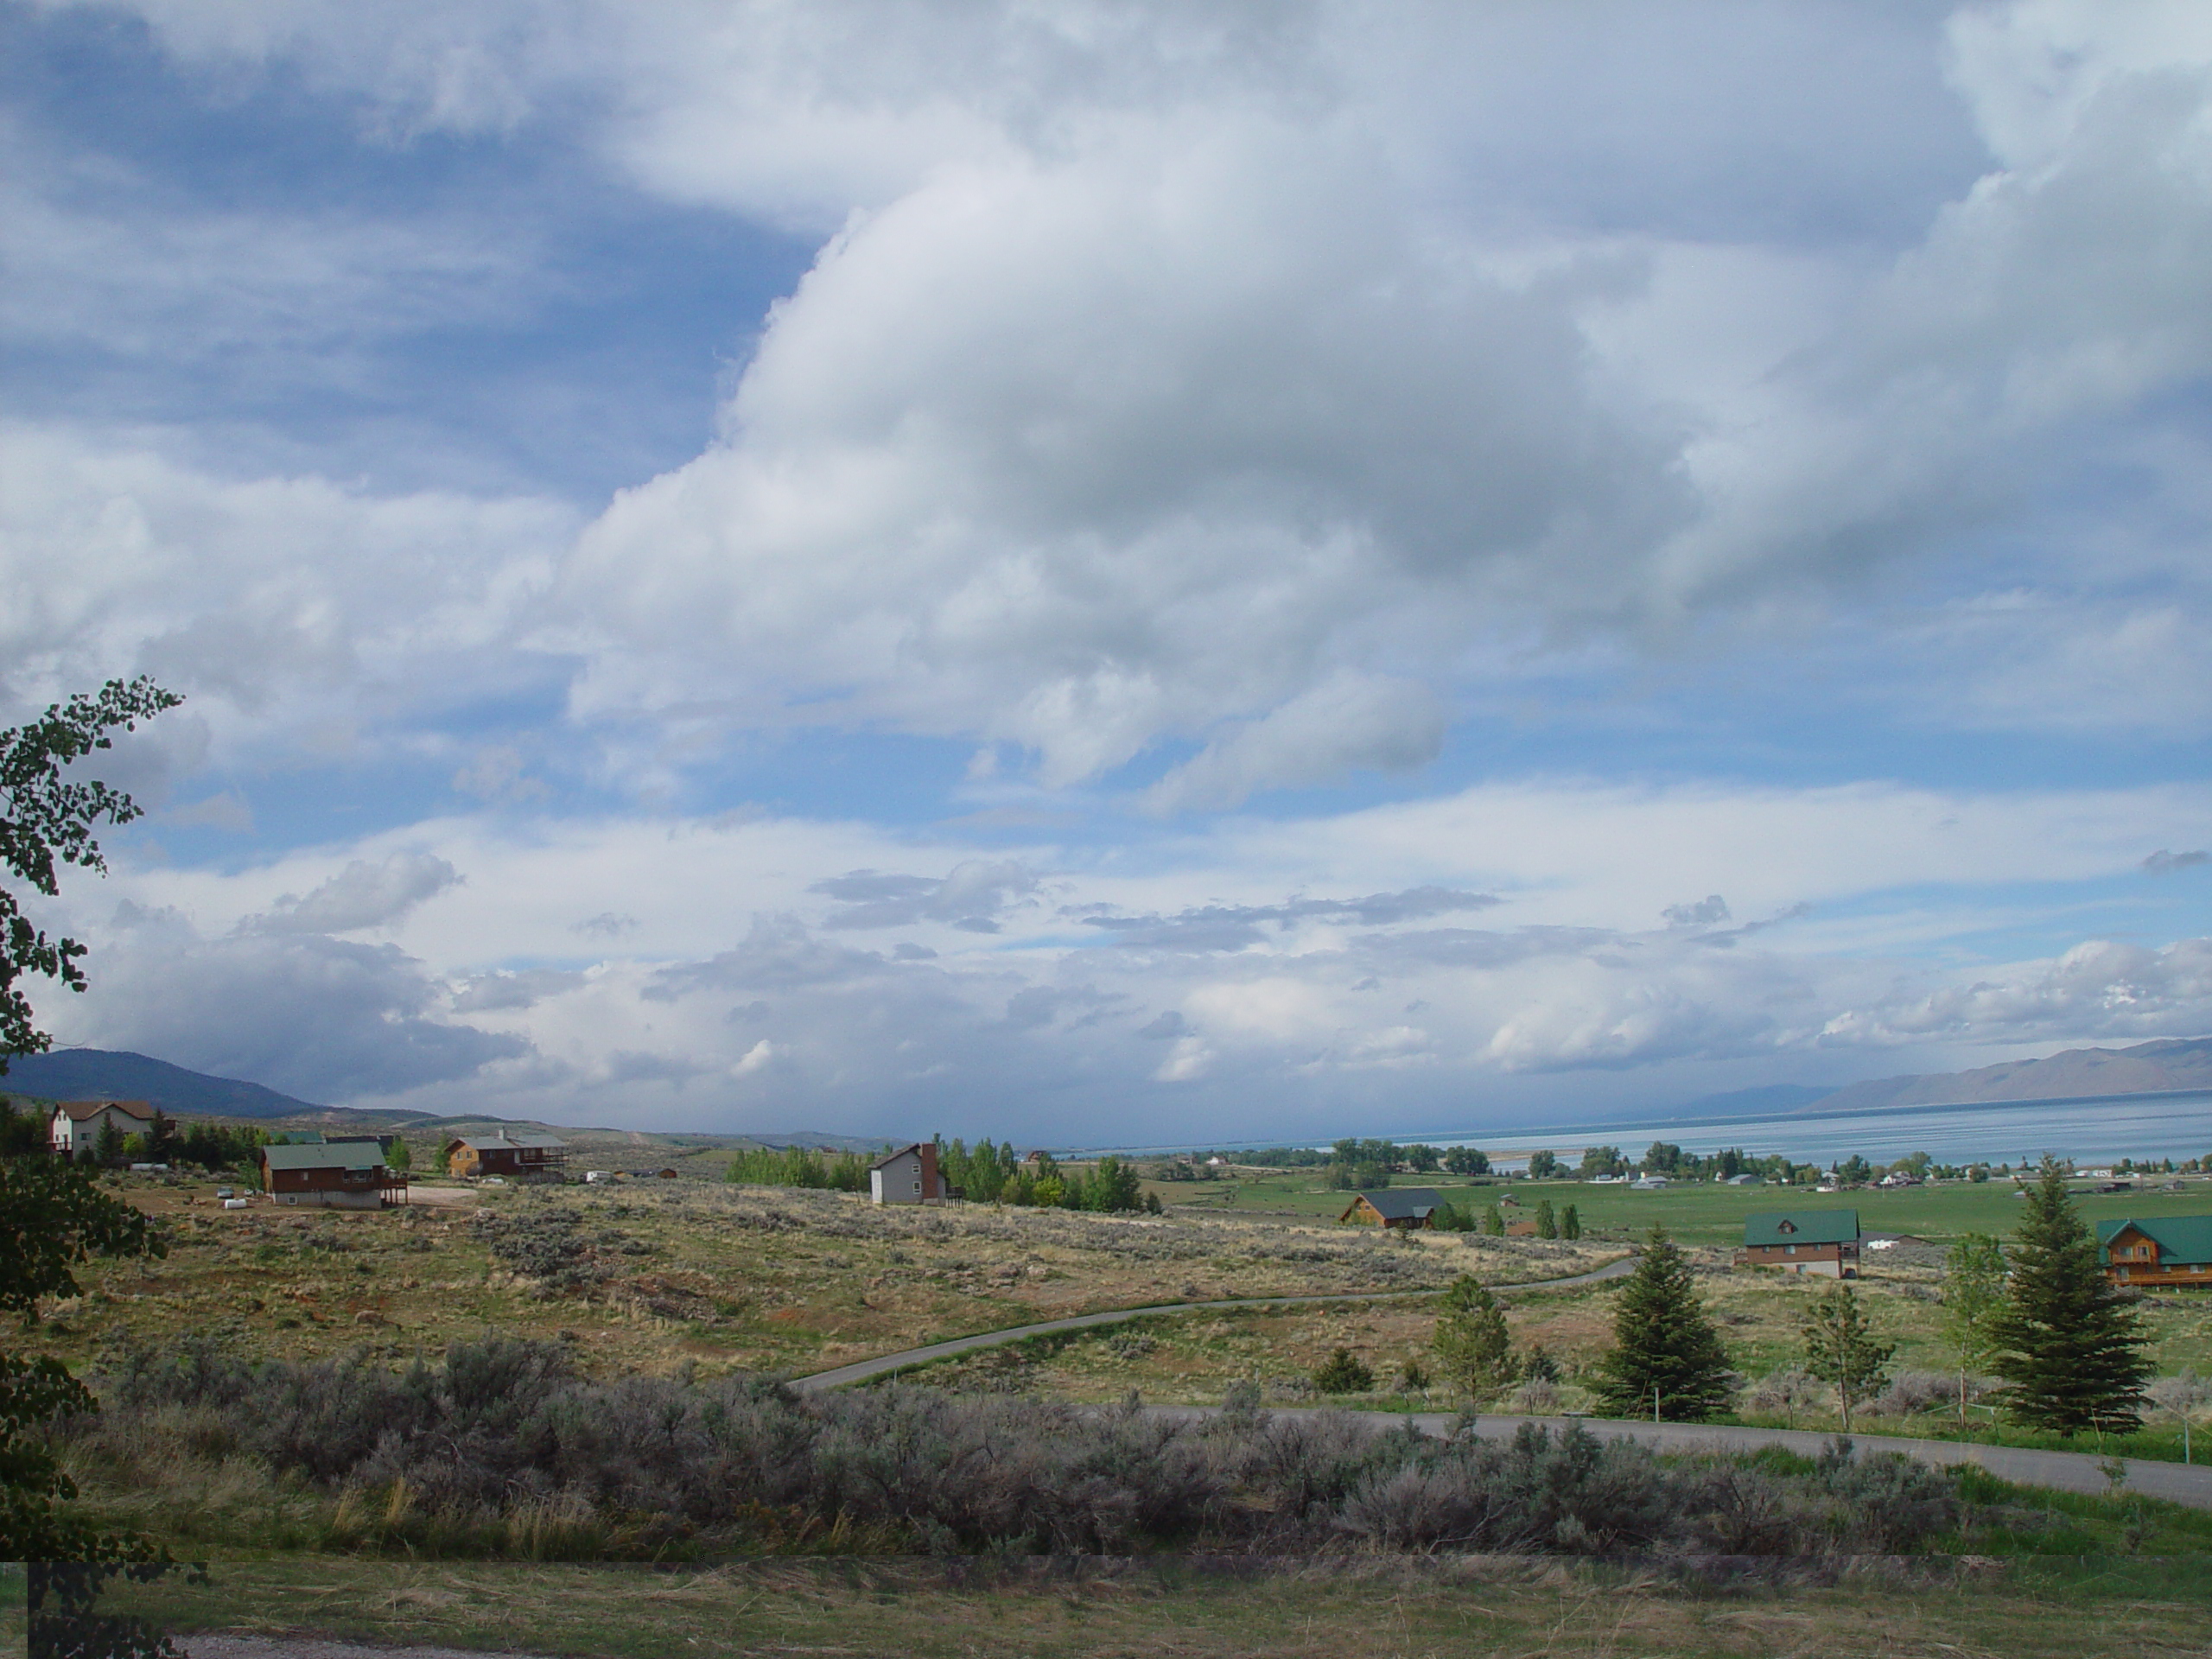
[96,1553,2212,1659]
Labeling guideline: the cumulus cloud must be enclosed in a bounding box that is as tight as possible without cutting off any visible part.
[54,900,525,1103]
[1821,937,2212,1047]
[1078,887,1500,952]
[1664,894,1732,926]
[812,860,1039,930]
[244,852,461,935]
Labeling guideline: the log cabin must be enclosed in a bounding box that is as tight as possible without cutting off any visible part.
[1338,1188,1442,1230]
[2098,1216,2212,1288]
[443,1131,569,1182]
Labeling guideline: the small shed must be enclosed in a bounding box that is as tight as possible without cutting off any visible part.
[871,1142,944,1205]
[260,1142,408,1210]
[1338,1188,1442,1230]
[1738,1209,1861,1278]
[443,1132,569,1182]
[49,1099,153,1157]
[2099,1216,2212,1288]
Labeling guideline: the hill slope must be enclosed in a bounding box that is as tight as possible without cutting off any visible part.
[1808,1037,2212,1114]
[0,1048,425,1122]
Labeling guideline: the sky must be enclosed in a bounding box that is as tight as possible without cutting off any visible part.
[5,0,2212,1146]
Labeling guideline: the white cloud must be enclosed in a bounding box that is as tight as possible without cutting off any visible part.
[245,851,461,935]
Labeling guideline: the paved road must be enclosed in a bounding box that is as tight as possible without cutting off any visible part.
[791,1255,1637,1393]
[1135,1405,2212,1511]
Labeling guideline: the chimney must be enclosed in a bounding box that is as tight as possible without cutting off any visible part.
[919,1141,941,1202]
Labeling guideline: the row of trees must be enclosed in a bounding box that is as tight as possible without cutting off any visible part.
[1522,1158,2153,1433]
[722,1138,1160,1214]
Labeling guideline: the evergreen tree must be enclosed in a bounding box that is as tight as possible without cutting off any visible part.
[1799,1286,1895,1432]
[1560,1203,1581,1241]
[1481,1203,1504,1236]
[1432,1274,1516,1401]
[387,1136,412,1173]
[1939,1233,2006,1428]
[1591,1228,1736,1421]
[1534,1198,1556,1239]
[1988,1157,2152,1434]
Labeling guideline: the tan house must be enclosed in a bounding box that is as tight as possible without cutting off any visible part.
[261,1142,409,1209]
[48,1099,153,1158]
[1338,1188,1442,1230]
[870,1143,944,1205]
[443,1131,568,1182]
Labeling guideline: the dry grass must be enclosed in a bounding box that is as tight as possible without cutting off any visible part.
[104,1555,2212,1659]
[28,1176,1619,1384]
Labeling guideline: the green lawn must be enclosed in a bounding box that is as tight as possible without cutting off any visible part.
[1191,1171,2212,1249]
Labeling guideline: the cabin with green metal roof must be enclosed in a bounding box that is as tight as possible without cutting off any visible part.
[1738,1210,1860,1278]
[2097,1216,2212,1288]
[259,1141,408,1210]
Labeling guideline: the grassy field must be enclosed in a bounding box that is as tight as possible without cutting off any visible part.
[22,1172,1617,1383]
[82,1547,2212,1659]
[1183,1167,2212,1248]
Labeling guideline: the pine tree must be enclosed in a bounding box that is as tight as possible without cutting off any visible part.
[1591,1227,1736,1421]
[1433,1274,1516,1401]
[1560,1203,1581,1241]
[1799,1286,1895,1432]
[1534,1198,1556,1238]
[1481,1203,1504,1236]
[1988,1157,2152,1434]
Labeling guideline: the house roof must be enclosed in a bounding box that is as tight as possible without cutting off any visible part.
[53,1098,152,1123]
[872,1142,927,1171]
[1743,1210,1860,1247]
[263,1142,387,1173]
[444,1132,567,1153]
[1345,1187,1442,1221]
[2098,1215,2212,1266]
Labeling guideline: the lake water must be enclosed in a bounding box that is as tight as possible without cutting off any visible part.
[1439,1090,2212,1170]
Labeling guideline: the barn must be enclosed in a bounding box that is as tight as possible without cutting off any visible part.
[260,1142,409,1209]
[1338,1188,1443,1230]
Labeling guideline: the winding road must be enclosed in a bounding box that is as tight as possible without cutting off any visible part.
[793,1254,2212,1510]
[792,1255,1639,1391]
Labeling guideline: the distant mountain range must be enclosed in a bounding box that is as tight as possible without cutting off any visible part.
[0,1048,394,1123]
[0,1047,886,1151]
[1795,1037,2212,1115]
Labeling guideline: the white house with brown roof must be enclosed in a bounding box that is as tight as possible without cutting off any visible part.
[49,1099,153,1157]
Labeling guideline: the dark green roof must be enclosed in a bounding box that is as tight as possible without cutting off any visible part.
[1743,1210,1859,1247]
[1347,1188,1442,1221]
[262,1143,385,1173]
[2097,1216,2212,1266]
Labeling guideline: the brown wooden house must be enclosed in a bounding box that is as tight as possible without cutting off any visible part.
[2098,1217,2212,1288]
[443,1131,569,1182]
[260,1142,408,1209]
[1737,1210,1860,1278]
[1338,1188,1442,1230]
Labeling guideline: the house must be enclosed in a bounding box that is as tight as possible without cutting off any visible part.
[871,1143,944,1205]
[48,1099,153,1158]
[1738,1210,1861,1278]
[1724,1173,1761,1185]
[443,1132,568,1182]
[260,1142,408,1210]
[1338,1188,1442,1230]
[1629,1175,1669,1191]
[2098,1217,2212,1288]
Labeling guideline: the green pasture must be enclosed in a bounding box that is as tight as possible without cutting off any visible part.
[1184,1170,2212,1249]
